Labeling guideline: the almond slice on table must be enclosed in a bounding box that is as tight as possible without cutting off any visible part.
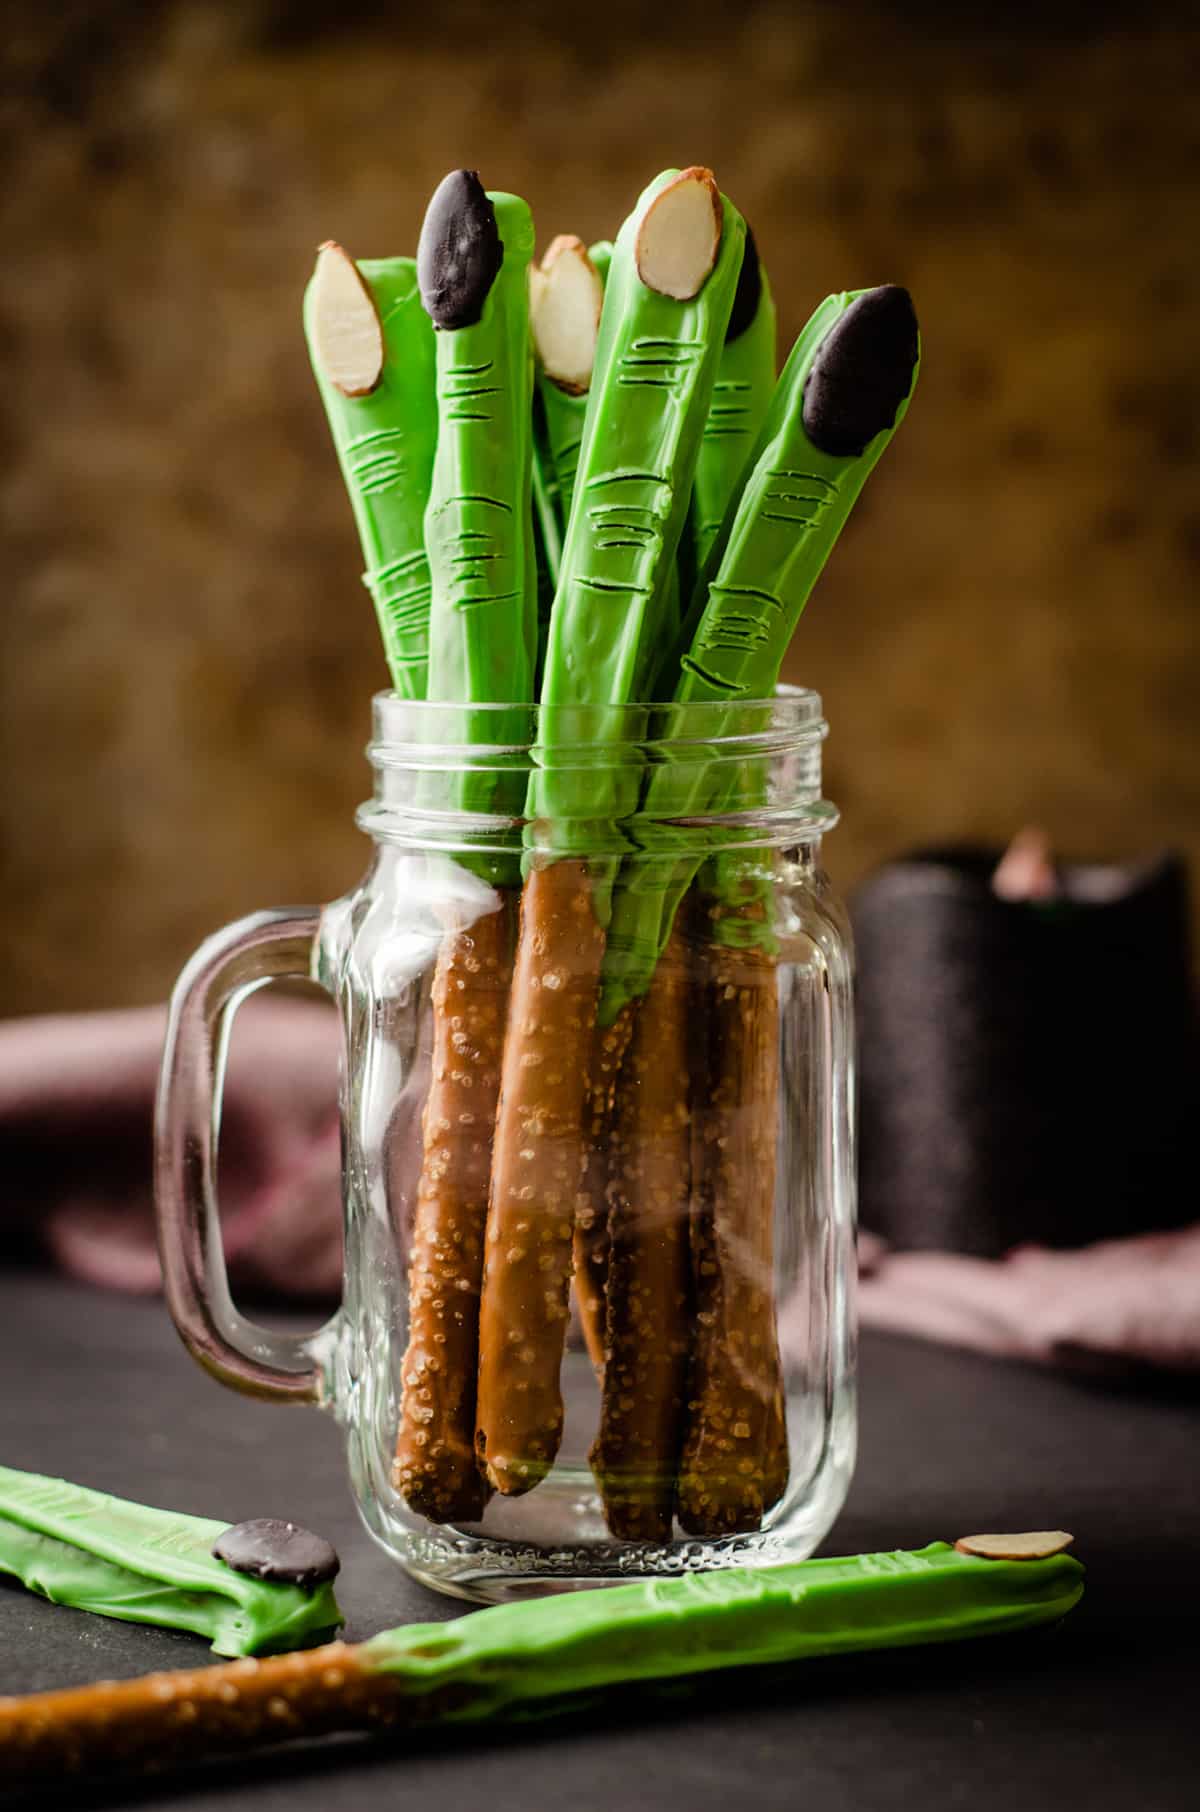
[634,166,722,300]
[530,235,604,394]
[309,241,384,398]
[955,1531,1075,1561]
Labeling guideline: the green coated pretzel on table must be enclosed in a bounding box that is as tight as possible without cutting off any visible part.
[0,1538,1083,1783]
[0,1465,342,1658]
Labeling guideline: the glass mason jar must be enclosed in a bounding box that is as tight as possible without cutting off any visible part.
[155,688,856,1603]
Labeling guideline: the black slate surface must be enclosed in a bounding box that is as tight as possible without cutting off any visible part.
[1,1273,1196,1809]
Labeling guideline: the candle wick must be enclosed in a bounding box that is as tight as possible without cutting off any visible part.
[992,827,1060,903]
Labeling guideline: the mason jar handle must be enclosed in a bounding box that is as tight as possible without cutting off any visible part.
[154,908,338,1406]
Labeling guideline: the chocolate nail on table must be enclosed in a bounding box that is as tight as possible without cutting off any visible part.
[0,1271,1195,1810]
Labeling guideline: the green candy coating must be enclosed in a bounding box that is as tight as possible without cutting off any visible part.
[424,191,538,722]
[675,286,919,700]
[303,257,437,699]
[532,241,613,677]
[0,1466,342,1658]
[600,287,920,1018]
[683,259,777,595]
[531,401,561,686]
[532,177,746,900]
[420,192,538,888]
[360,1543,1082,1722]
[535,239,613,550]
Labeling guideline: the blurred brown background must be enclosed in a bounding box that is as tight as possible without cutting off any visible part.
[2,1,1198,1015]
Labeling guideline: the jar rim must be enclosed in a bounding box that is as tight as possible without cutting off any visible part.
[359,685,837,854]
[368,684,827,761]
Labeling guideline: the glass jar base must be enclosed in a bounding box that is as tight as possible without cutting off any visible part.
[356,1413,856,1606]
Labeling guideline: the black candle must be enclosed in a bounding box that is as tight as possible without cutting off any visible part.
[853,845,1199,1257]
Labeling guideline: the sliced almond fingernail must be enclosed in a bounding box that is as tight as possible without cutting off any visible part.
[310,242,384,398]
[530,234,604,394]
[955,1531,1075,1561]
[634,166,722,301]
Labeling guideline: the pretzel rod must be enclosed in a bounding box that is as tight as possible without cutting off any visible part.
[676,893,784,1535]
[583,226,774,1478]
[573,999,635,1372]
[474,857,606,1493]
[477,170,746,1497]
[678,293,918,1529]
[590,922,693,1539]
[528,232,625,1370]
[579,229,773,1529]
[392,174,539,1519]
[392,893,513,1522]
[304,248,438,699]
[0,1542,1082,1784]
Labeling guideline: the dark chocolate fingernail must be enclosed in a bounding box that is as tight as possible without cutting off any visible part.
[725,223,763,343]
[417,169,504,330]
[802,285,919,457]
[212,1519,340,1590]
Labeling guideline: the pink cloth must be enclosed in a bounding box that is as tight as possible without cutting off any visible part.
[857,1226,1200,1375]
[2,1006,1198,1374]
[0,1002,343,1299]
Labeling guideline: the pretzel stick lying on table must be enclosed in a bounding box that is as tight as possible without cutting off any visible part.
[475,169,747,1497]
[0,1539,1081,1784]
[390,172,539,1524]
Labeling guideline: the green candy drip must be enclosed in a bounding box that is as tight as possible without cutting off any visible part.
[681,264,777,601]
[303,258,437,699]
[599,289,920,1021]
[361,1543,1083,1721]
[0,1466,342,1659]
[532,178,746,917]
